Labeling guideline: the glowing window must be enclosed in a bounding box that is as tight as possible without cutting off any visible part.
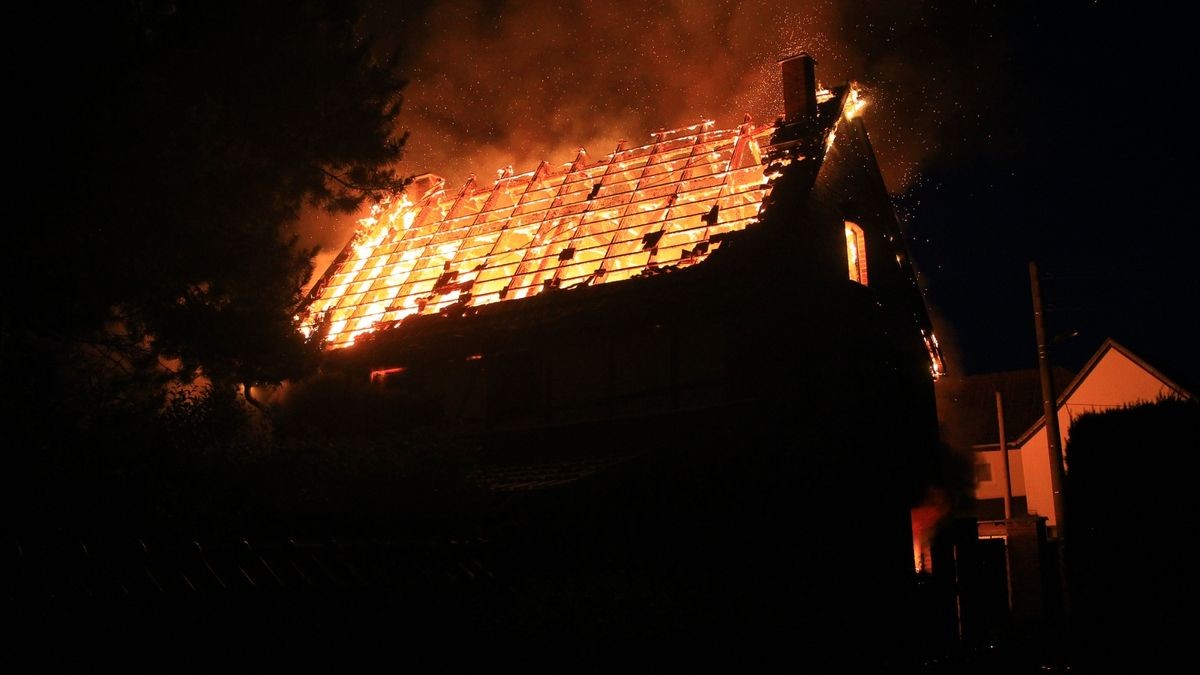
[845,221,867,285]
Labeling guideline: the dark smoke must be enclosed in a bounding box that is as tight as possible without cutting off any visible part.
[296,1,1004,263]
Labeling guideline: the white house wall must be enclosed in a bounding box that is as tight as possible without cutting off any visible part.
[974,447,1026,501]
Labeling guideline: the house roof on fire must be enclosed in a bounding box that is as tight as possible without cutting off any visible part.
[301,82,858,349]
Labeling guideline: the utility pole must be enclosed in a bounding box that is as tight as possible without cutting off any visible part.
[995,389,1013,521]
[1029,261,1067,538]
[995,389,1015,612]
[1029,260,1070,625]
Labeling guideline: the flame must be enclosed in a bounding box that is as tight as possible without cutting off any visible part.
[824,85,868,154]
[843,84,867,120]
[923,330,946,380]
[303,121,779,348]
[845,227,858,273]
[845,224,867,285]
[301,86,887,351]
[911,487,950,573]
[300,193,419,343]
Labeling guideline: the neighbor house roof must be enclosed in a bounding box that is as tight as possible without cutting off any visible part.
[936,366,1074,449]
[1010,338,1194,447]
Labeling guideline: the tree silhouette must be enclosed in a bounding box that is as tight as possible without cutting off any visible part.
[7,1,407,421]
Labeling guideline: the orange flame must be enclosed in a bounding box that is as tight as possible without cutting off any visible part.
[302,121,778,348]
[911,487,950,573]
[843,84,867,120]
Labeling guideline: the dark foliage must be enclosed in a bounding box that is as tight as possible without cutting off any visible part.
[6,4,406,434]
[4,1,413,531]
[1065,397,1199,669]
[7,0,406,406]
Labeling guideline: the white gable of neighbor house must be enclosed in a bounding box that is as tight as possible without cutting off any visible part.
[1021,344,1188,527]
[974,447,1027,501]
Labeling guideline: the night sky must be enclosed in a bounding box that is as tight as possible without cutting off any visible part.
[304,1,1195,383]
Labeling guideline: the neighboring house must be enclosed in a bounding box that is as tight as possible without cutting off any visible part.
[943,339,1193,531]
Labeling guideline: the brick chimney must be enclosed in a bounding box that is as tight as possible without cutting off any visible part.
[780,53,818,124]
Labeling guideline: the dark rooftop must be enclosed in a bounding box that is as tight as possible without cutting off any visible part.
[935,366,1073,449]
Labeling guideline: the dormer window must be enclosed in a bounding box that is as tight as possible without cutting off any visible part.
[845,221,868,285]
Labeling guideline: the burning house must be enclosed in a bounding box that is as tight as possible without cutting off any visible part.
[299,55,946,660]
